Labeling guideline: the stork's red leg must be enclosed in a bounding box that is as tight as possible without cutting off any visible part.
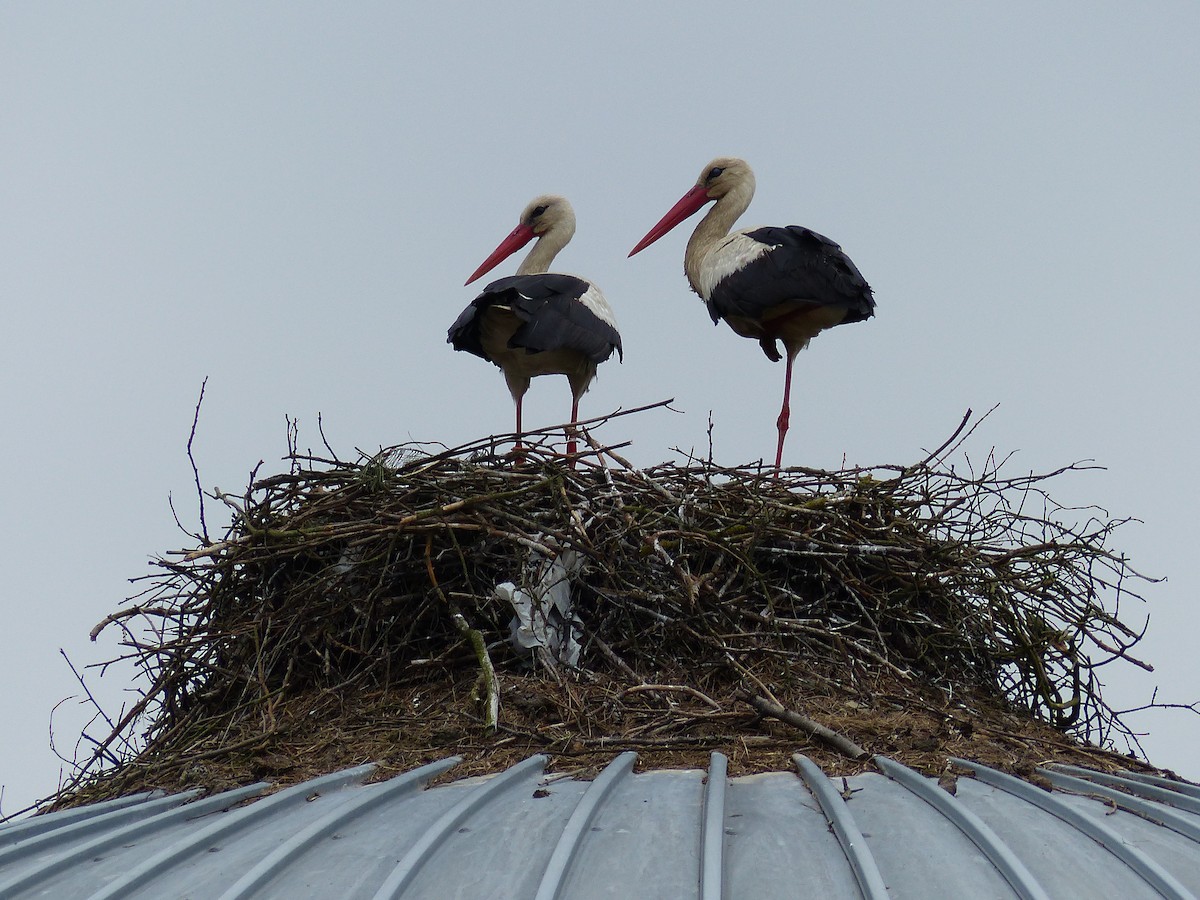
[774,352,795,471]
[514,395,525,456]
[566,396,580,457]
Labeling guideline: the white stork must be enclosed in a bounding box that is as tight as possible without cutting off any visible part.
[448,195,622,456]
[629,157,875,470]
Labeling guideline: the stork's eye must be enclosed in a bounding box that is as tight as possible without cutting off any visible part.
[707,166,725,181]
[531,205,548,218]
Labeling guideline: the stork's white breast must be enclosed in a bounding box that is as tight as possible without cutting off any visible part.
[697,231,771,300]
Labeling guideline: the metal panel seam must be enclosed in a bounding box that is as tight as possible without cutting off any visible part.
[533,751,638,900]
[79,764,378,900]
[0,790,204,865]
[793,754,889,900]
[216,757,463,900]
[1044,765,1200,816]
[952,758,1197,900]
[370,754,548,900]
[700,752,727,900]
[0,792,160,845]
[1112,772,1200,802]
[1036,768,1200,845]
[0,783,268,898]
[874,755,1052,900]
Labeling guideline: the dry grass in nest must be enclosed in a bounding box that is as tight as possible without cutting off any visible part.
[52,403,1166,809]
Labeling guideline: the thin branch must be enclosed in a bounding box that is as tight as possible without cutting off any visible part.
[742,693,870,761]
[187,377,210,544]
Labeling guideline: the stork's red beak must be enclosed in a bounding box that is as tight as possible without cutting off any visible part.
[466,223,537,285]
[628,184,712,256]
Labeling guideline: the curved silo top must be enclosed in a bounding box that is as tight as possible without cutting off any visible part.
[2,753,1200,899]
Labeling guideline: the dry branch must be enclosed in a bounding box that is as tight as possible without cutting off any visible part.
[743,693,869,761]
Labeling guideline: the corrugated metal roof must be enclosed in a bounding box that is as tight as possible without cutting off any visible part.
[2,753,1199,899]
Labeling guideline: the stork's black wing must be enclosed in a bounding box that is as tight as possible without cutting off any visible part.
[707,226,875,326]
[448,273,622,364]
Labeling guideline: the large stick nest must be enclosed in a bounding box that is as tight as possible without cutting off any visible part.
[58,405,1163,808]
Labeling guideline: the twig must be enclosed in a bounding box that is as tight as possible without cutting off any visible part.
[425,534,498,729]
[187,377,210,544]
[619,683,723,711]
[742,692,870,762]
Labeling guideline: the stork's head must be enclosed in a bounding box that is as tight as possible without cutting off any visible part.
[694,157,755,202]
[521,194,575,240]
[629,156,755,256]
[466,194,576,285]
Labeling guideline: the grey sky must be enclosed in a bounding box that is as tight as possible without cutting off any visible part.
[3,4,1198,814]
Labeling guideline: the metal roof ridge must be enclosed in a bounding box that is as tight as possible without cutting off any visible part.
[79,764,377,900]
[952,758,1197,900]
[0,781,269,899]
[0,791,161,844]
[1043,764,1200,815]
[1114,770,1200,801]
[370,754,548,899]
[534,751,638,900]
[0,789,203,866]
[793,754,888,900]
[874,755,1052,900]
[700,751,727,900]
[216,756,462,900]
[1036,767,1200,844]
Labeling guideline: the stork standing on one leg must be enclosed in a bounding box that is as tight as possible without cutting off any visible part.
[629,157,874,470]
[448,195,622,456]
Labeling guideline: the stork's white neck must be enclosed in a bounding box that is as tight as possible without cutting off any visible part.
[517,220,574,276]
[684,177,755,294]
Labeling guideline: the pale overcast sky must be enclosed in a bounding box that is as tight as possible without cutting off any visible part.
[3,3,1198,815]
